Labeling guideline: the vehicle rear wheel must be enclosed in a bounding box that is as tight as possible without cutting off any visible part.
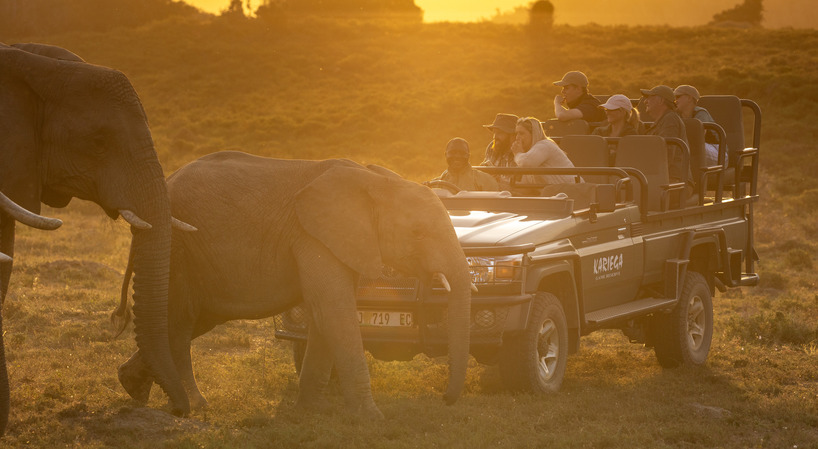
[652,271,713,368]
[498,292,568,393]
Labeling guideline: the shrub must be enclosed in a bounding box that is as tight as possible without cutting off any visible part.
[724,310,817,346]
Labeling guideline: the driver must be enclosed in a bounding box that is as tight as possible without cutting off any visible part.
[434,138,499,192]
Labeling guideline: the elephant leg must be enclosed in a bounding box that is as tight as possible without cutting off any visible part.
[170,326,207,410]
[295,320,334,412]
[118,351,153,404]
[295,239,383,419]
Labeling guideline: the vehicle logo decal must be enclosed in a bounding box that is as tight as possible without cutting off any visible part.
[594,253,623,280]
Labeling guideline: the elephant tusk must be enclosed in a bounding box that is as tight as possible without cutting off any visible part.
[119,209,152,230]
[471,283,479,293]
[0,252,11,263]
[434,272,451,293]
[172,217,198,232]
[0,190,62,230]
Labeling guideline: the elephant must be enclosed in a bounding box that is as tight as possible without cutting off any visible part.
[0,42,192,435]
[112,151,473,418]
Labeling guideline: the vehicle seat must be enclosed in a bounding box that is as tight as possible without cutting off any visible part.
[542,119,590,138]
[614,135,672,212]
[682,118,722,204]
[558,135,610,184]
[697,95,743,190]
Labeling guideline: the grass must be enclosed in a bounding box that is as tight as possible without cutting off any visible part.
[2,15,818,448]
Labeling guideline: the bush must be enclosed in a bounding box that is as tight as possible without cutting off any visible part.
[725,310,817,346]
[786,248,813,270]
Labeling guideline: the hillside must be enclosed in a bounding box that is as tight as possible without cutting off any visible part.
[2,17,818,448]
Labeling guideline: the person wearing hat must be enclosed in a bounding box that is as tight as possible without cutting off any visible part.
[592,94,641,139]
[435,137,499,192]
[675,85,719,165]
[481,113,519,190]
[640,84,692,188]
[553,71,606,123]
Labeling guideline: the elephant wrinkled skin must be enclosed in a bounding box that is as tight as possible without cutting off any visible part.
[113,151,472,418]
[0,42,189,436]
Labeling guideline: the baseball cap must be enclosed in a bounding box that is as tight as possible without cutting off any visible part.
[599,94,632,111]
[674,85,701,101]
[640,85,675,104]
[553,71,589,88]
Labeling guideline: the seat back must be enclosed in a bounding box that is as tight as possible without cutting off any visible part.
[614,135,669,212]
[682,118,706,184]
[542,119,590,138]
[697,95,743,167]
[559,135,610,183]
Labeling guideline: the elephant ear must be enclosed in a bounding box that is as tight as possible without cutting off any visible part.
[295,166,387,279]
[0,47,61,213]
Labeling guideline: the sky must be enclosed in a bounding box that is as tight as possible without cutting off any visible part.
[184,0,818,28]
[186,0,536,21]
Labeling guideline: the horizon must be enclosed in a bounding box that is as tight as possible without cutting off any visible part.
[183,0,817,28]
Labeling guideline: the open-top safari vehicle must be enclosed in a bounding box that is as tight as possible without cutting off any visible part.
[275,95,760,392]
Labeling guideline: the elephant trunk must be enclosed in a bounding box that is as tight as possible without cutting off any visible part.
[442,256,472,405]
[126,176,190,416]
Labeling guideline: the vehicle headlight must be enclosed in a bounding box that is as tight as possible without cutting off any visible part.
[467,255,523,284]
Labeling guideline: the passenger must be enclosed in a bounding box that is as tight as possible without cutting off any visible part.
[481,113,519,190]
[640,85,692,186]
[674,84,719,166]
[435,138,499,192]
[511,117,579,195]
[592,94,641,138]
[553,71,606,123]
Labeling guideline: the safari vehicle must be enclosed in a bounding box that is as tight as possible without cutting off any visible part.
[275,95,760,392]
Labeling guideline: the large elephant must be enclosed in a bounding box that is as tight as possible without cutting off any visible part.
[112,151,472,418]
[0,42,190,435]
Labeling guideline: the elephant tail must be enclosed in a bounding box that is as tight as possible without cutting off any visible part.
[111,238,135,338]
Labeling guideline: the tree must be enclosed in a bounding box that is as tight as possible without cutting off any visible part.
[711,0,763,26]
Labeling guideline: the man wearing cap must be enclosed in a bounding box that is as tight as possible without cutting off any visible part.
[675,84,719,165]
[436,138,499,191]
[640,85,692,187]
[553,71,606,123]
[481,113,519,190]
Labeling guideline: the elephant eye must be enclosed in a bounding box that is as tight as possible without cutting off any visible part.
[412,228,425,240]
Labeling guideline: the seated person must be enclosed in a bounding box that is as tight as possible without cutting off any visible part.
[593,94,641,164]
[553,71,606,123]
[674,84,719,166]
[435,137,499,191]
[640,85,692,187]
[481,113,519,191]
[511,117,580,195]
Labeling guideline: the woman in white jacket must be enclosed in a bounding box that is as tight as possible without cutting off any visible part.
[511,117,578,191]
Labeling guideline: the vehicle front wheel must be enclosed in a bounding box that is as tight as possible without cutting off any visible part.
[652,271,713,368]
[499,292,568,393]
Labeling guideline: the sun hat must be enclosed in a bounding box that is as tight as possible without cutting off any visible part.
[445,137,470,158]
[483,113,518,135]
[553,71,589,88]
[640,85,675,104]
[674,85,701,101]
[599,94,632,111]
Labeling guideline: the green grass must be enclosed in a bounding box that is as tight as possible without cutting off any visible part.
[2,16,818,448]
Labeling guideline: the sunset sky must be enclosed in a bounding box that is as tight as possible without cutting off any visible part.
[187,0,537,22]
[184,0,816,28]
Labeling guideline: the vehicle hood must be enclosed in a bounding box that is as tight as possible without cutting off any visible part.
[450,210,576,247]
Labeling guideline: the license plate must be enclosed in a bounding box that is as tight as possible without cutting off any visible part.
[358,311,413,327]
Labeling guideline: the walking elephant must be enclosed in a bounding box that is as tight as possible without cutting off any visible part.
[112,151,473,418]
[0,42,191,435]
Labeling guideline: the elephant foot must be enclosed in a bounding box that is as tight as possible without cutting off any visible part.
[295,395,332,414]
[118,358,153,404]
[352,404,385,421]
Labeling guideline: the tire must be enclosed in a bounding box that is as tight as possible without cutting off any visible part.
[499,292,568,393]
[652,271,713,368]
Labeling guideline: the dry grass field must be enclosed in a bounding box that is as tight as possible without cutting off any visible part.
[2,15,818,448]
